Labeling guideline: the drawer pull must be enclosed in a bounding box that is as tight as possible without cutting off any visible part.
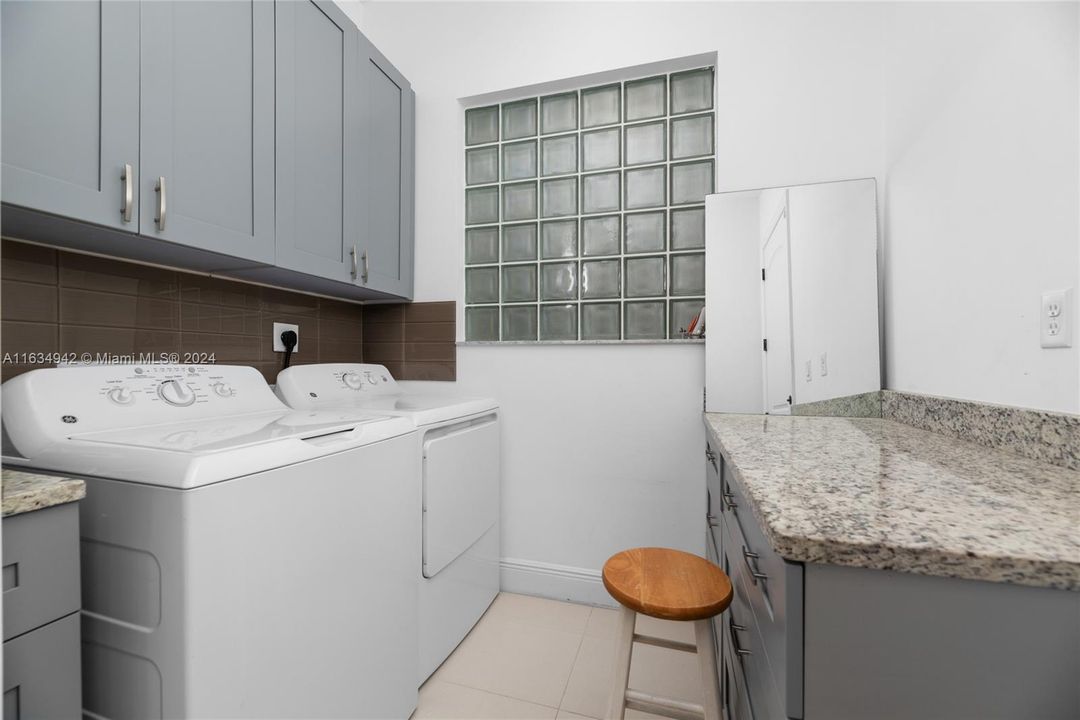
[705,447,716,462]
[722,491,738,510]
[707,513,719,527]
[743,547,768,583]
[729,623,752,656]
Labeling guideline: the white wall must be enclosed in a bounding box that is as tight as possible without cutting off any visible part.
[882,2,1080,414]
[348,0,887,601]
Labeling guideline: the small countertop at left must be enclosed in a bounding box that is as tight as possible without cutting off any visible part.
[2,469,86,517]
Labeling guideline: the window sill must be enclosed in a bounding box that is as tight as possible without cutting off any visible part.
[457,339,705,346]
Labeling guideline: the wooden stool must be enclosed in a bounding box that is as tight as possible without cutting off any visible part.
[602,547,733,720]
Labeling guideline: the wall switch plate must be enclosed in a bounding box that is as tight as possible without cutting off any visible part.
[1041,289,1073,348]
[273,322,300,352]
[819,352,828,376]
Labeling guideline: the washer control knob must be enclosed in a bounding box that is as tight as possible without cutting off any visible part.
[342,371,364,390]
[158,379,196,407]
[365,371,378,385]
[106,386,135,406]
[212,382,235,398]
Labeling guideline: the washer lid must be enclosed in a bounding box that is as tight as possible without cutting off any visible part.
[69,410,392,454]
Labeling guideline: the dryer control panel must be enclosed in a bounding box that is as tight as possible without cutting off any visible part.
[2,365,287,457]
[277,363,400,403]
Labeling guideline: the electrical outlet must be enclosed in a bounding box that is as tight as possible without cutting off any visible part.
[1041,289,1073,349]
[820,352,828,377]
[273,322,300,352]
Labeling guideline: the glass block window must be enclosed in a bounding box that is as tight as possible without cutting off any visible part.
[464,66,713,341]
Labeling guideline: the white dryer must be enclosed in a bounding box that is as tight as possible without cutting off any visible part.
[274,363,500,682]
[1,364,420,719]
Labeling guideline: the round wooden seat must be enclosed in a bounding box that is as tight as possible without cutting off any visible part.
[602,547,733,621]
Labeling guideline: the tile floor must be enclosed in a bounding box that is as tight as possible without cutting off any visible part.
[414,592,705,720]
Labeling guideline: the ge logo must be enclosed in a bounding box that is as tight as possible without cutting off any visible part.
[61,415,78,424]
[309,392,318,398]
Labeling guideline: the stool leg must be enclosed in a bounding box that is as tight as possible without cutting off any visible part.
[694,619,722,720]
[607,606,636,720]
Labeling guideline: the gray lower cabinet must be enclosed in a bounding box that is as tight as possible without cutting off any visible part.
[359,37,416,299]
[2,502,82,720]
[0,0,140,231]
[139,0,276,264]
[705,446,1080,720]
[274,0,361,284]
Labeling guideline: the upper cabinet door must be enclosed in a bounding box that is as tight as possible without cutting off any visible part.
[358,37,415,299]
[274,0,360,283]
[1,1,140,230]
[139,1,275,264]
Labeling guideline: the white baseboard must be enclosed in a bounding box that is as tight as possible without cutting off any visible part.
[500,557,617,607]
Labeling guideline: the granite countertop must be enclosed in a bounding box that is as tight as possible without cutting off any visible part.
[2,468,86,517]
[704,413,1080,591]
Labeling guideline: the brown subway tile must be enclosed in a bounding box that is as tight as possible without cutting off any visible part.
[363,322,404,343]
[319,298,365,321]
[401,361,456,382]
[2,321,58,355]
[1,240,57,285]
[318,338,365,364]
[403,342,455,362]
[362,341,404,364]
[60,288,179,330]
[318,316,363,344]
[59,326,180,356]
[178,274,261,308]
[403,301,455,324]
[404,322,454,343]
[181,332,262,364]
[2,280,57,323]
[260,287,318,316]
[59,252,178,298]
[363,304,404,325]
[180,303,261,335]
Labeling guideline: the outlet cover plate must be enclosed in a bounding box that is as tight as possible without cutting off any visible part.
[273,322,300,353]
[1041,288,1073,349]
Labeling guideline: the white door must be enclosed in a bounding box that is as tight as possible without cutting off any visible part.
[762,203,794,414]
[423,416,500,578]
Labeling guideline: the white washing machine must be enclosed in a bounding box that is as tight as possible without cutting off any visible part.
[1,364,420,719]
[274,363,500,682]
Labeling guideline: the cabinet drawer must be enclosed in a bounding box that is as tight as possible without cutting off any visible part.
[2,503,81,641]
[3,612,82,720]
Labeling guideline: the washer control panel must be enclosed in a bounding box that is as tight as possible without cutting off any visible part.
[2,365,287,450]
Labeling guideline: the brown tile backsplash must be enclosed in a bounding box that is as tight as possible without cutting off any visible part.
[1,239,457,384]
[363,300,456,381]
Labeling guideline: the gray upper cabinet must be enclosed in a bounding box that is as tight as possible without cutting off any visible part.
[1,0,140,230]
[358,37,416,299]
[274,0,361,283]
[139,1,276,265]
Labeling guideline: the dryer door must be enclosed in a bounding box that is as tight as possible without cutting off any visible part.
[422,415,499,578]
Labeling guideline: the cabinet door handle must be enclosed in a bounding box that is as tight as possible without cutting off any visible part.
[350,245,359,279]
[707,513,719,527]
[742,547,768,583]
[722,491,738,510]
[361,250,369,283]
[121,163,134,222]
[729,623,752,656]
[154,176,167,231]
[705,447,716,462]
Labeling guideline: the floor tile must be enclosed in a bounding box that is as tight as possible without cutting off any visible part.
[559,634,704,719]
[415,680,557,719]
[555,708,668,720]
[484,592,593,635]
[434,614,584,707]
